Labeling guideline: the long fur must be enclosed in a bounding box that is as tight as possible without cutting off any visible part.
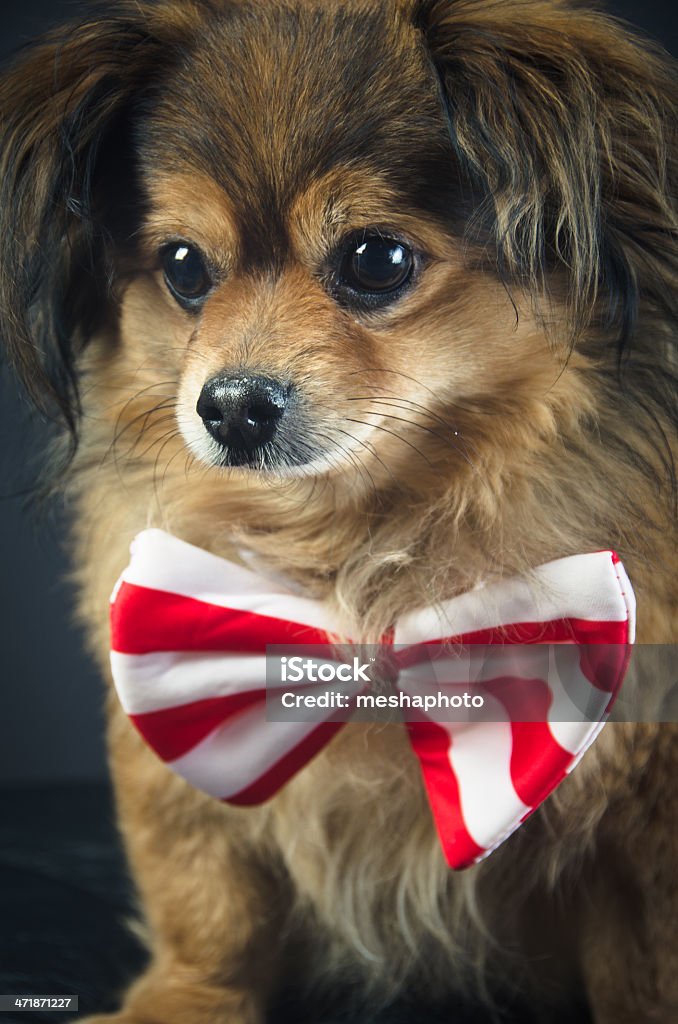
[1,1,677,1021]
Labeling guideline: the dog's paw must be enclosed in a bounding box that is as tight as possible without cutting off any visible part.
[78,1016,138,1024]
[77,991,264,1024]
[79,1013,258,1024]
[78,1016,166,1024]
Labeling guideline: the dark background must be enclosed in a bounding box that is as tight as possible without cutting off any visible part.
[1,0,677,787]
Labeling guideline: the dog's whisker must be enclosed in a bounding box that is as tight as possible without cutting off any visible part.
[105,400,177,466]
[333,440,378,499]
[355,406,481,474]
[346,391,485,470]
[350,404,459,446]
[159,438,197,492]
[127,419,182,463]
[86,377,179,393]
[333,427,400,492]
[350,371,502,419]
[346,391,464,437]
[344,418,435,469]
[151,430,185,507]
[108,386,177,447]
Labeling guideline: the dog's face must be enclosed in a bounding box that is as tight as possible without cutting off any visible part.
[142,1,475,480]
[1,0,677,616]
[115,0,573,490]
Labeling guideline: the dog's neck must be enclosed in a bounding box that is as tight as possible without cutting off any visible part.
[151,469,500,638]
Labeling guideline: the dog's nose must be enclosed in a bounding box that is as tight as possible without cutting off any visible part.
[196,374,288,453]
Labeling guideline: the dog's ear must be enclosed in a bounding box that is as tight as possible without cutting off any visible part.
[0,4,200,437]
[416,0,678,344]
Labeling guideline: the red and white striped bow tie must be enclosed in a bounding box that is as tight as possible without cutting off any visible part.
[110,530,635,869]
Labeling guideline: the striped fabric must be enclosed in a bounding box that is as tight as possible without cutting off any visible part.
[110,530,635,869]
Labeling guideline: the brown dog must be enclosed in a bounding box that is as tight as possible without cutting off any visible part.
[1,1,677,1021]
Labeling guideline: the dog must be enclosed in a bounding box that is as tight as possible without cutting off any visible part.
[1,0,677,1020]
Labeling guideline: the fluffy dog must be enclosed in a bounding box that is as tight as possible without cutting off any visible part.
[1,0,677,1021]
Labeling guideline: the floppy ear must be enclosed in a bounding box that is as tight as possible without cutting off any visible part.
[0,3,201,436]
[416,0,678,345]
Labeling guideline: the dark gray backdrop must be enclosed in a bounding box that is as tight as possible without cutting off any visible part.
[1,0,676,784]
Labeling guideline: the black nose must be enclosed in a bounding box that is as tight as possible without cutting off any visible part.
[196,374,289,456]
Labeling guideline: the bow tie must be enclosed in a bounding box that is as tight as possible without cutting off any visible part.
[109,530,635,869]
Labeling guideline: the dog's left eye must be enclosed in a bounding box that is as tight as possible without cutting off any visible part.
[335,232,415,306]
[161,243,212,307]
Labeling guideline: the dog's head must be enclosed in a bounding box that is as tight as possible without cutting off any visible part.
[1,0,677,600]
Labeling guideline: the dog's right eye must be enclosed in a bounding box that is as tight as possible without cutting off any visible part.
[161,243,212,308]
